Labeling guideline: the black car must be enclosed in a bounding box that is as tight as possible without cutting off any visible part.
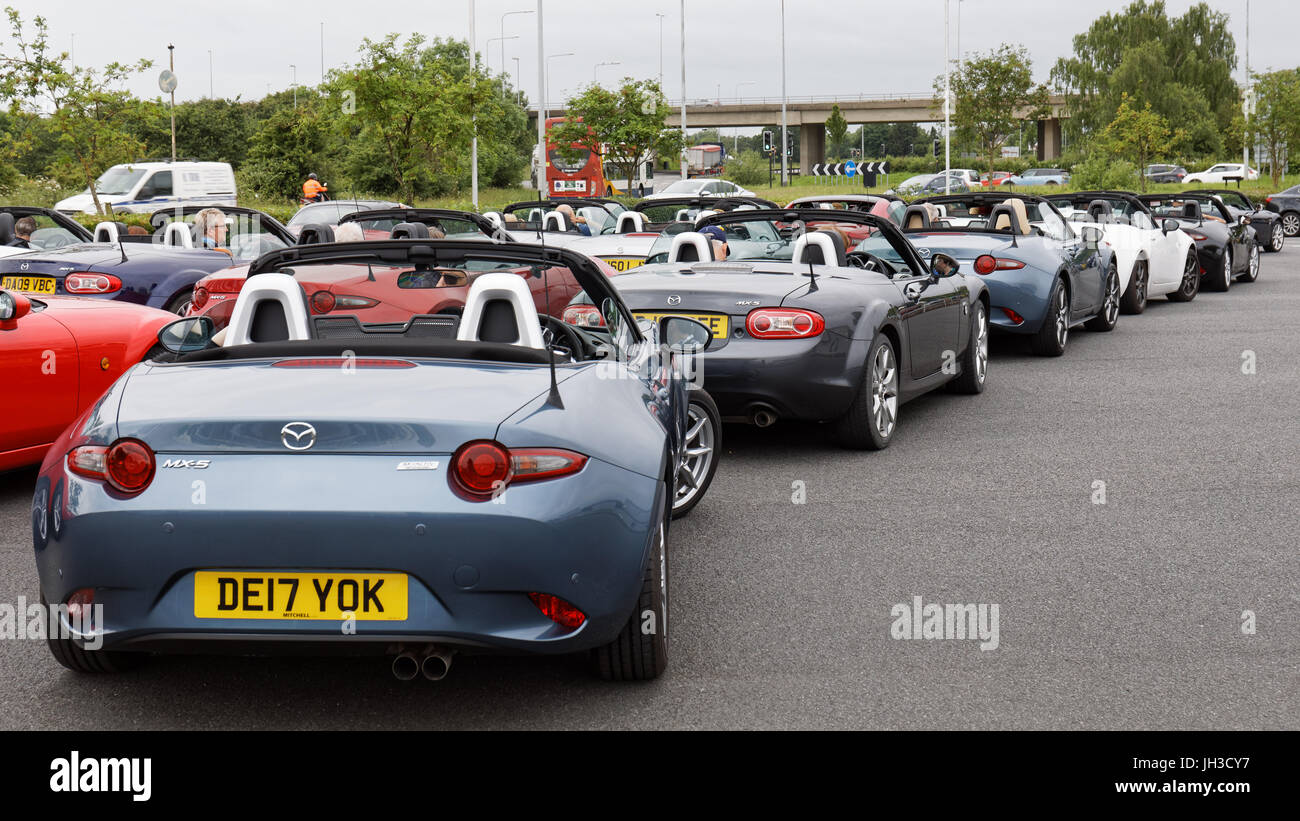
[1186,189,1284,252]
[1144,164,1188,183]
[1138,193,1259,292]
[1264,183,1300,237]
[571,208,989,449]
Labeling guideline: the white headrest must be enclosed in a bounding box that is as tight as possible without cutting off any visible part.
[223,273,312,347]
[542,210,568,232]
[93,221,119,243]
[455,273,546,349]
[674,209,693,222]
[667,232,713,263]
[616,211,647,233]
[482,211,504,229]
[791,232,838,267]
[694,209,719,222]
[163,221,194,248]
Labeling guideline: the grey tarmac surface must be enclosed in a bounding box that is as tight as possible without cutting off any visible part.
[1,241,1296,730]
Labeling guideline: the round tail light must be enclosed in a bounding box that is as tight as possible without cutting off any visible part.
[191,287,209,310]
[973,255,997,275]
[451,440,512,497]
[311,290,336,314]
[105,439,155,493]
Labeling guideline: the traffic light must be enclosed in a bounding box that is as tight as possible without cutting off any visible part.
[762,130,773,153]
[787,133,794,157]
[933,140,940,158]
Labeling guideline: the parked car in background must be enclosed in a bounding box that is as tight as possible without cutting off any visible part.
[1264,184,1300,237]
[54,161,236,215]
[1138,193,1259,292]
[888,174,936,196]
[285,199,406,237]
[1008,168,1071,187]
[1181,163,1259,184]
[1144,164,1188,183]
[1187,189,1285,252]
[642,178,754,200]
[981,171,1015,187]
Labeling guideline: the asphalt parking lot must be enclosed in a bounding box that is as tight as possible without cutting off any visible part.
[1,245,1297,730]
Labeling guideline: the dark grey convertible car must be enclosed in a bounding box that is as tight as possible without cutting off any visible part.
[567,208,989,449]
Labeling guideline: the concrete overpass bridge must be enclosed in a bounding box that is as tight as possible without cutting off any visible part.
[534,92,1070,166]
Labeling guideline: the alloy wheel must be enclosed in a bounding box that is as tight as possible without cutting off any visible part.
[871,343,898,439]
[1103,268,1120,324]
[1054,288,1070,348]
[673,402,714,512]
[1135,263,1148,309]
[1249,244,1260,279]
[1181,253,1198,297]
[974,306,988,385]
[1283,213,1300,237]
[1273,224,1285,250]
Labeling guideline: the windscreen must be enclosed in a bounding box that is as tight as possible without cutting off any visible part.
[92,167,147,195]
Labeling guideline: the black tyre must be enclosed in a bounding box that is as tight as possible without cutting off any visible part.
[1267,222,1285,252]
[41,593,143,674]
[1280,211,1300,238]
[671,390,719,520]
[163,288,194,315]
[834,332,899,449]
[1085,262,1120,332]
[947,300,987,394]
[592,504,668,681]
[1206,246,1232,292]
[1238,241,1261,283]
[1030,277,1070,356]
[1167,249,1200,302]
[1119,260,1148,315]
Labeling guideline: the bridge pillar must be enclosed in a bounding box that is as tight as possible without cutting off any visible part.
[1037,118,1062,161]
[799,125,825,171]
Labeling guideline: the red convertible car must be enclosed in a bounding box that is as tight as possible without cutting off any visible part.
[0,290,174,471]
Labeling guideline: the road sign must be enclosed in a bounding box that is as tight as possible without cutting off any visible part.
[844,160,857,178]
[158,70,178,94]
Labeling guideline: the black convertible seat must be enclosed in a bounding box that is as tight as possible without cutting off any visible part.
[390,222,430,239]
[1087,199,1113,222]
[1182,202,1201,219]
[901,205,932,230]
[0,213,15,245]
[175,338,552,365]
[312,313,460,340]
[297,224,336,245]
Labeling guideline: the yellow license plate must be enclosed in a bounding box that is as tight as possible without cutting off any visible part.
[633,311,729,340]
[194,571,408,620]
[1,275,56,294]
[603,257,645,272]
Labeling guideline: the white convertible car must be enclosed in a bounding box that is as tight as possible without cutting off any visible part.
[1047,191,1201,311]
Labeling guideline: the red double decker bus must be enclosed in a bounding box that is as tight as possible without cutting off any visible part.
[544,117,611,198]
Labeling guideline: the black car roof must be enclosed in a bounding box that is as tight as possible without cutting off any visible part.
[0,206,92,241]
[337,208,498,237]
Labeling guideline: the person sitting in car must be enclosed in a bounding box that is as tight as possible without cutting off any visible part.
[11,216,36,248]
[193,208,232,256]
[700,225,728,260]
[555,203,592,236]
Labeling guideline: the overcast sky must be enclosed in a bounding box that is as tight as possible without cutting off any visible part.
[12,0,1298,111]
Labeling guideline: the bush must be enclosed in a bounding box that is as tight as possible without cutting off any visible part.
[728,151,770,187]
[1069,156,1138,190]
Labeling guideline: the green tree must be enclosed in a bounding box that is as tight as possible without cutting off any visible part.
[936,44,1048,179]
[1100,93,1177,192]
[1051,1,1237,156]
[241,102,330,202]
[1246,69,1300,188]
[0,7,153,214]
[825,104,848,159]
[550,78,683,194]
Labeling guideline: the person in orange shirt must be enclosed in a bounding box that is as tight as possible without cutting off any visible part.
[302,173,328,203]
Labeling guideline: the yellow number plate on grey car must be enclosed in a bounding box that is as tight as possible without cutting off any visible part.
[602,257,645,272]
[194,571,408,620]
[633,312,729,339]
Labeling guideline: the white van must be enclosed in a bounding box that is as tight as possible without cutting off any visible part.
[55,161,237,215]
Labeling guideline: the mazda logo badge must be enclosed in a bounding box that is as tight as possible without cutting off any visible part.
[19,262,28,271]
[667,295,682,306]
[280,422,317,451]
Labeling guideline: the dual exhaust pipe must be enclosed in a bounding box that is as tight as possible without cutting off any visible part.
[391,646,455,681]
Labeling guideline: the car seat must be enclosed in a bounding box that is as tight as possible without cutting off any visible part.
[455,272,546,349]
[223,273,313,346]
[667,232,714,263]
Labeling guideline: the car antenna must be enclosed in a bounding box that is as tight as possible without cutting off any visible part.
[806,256,819,292]
[117,229,129,263]
[539,244,565,410]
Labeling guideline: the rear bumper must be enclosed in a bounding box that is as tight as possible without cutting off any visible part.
[979,270,1053,335]
[695,333,870,421]
[33,454,663,656]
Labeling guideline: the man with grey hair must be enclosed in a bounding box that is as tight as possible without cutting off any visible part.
[193,208,229,255]
[333,222,364,243]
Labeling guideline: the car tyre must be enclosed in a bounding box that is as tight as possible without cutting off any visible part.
[1119,260,1148,315]
[1238,241,1261,283]
[1267,222,1285,252]
[164,288,194,315]
[592,504,668,681]
[41,592,142,674]
[834,332,899,449]
[947,301,988,395]
[1030,277,1070,356]
[671,390,719,520]
[1167,249,1200,302]
[1085,262,1120,332]
[1207,246,1232,292]
[1280,211,1300,238]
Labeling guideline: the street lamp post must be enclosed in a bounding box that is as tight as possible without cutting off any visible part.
[545,52,574,120]
[512,56,522,104]
[290,63,297,108]
[656,13,665,88]
[469,0,477,208]
[501,9,534,81]
[1243,0,1251,169]
[944,0,951,193]
[536,0,546,197]
[780,0,787,185]
[208,49,213,98]
[487,36,519,78]
[680,0,687,180]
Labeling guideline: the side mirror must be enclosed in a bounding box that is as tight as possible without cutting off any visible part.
[1162,219,1179,235]
[1080,225,1104,245]
[157,316,216,354]
[1238,214,1251,226]
[0,289,33,328]
[660,316,713,352]
[929,253,960,277]
[1254,203,1263,212]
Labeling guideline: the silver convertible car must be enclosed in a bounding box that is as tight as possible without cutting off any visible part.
[31,240,718,682]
